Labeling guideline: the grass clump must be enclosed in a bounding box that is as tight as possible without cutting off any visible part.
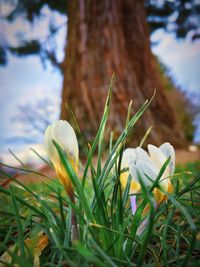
[0,78,200,267]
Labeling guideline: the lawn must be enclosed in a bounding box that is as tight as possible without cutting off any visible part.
[0,89,200,267]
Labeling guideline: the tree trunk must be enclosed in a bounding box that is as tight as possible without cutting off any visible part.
[61,0,186,147]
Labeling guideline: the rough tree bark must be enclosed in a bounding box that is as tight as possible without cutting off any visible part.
[61,0,186,147]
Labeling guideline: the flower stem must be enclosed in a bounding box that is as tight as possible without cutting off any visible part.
[65,185,79,243]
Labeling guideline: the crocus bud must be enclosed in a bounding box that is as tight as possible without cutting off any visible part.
[44,120,79,195]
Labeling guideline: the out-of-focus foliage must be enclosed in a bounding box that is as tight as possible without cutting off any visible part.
[0,0,67,66]
[154,56,198,142]
[5,0,67,22]
[9,40,41,56]
[0,45,7,65]
[146,0,200,39]
[0,0,200,65]
[169,90,197,142]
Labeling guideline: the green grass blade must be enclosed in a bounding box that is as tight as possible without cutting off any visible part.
[10,186,26,258]
[136,175,155,267]
[139,126,153,148]
[0,186,45,217]
[53,140,93,221]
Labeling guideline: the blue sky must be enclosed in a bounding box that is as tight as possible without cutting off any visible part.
[151,30,200,94]
[0,55,62,150]
[0,7,200,155]
[0,5,65,153]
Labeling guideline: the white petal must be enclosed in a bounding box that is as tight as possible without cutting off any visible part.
[135,147,157,168]
[135,147,149,161]
[148,144,168,170]
[44,125,54,158]
[121,148,136,170]
[160,176,170,190]
[44,124,60,166]
[51,120,79,161]
[129,163,138,183]
[44,125,51,154]
[159,142,175,174]
[135,159,159,186]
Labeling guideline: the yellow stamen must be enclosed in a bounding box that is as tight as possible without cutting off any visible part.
[120,171,141,194]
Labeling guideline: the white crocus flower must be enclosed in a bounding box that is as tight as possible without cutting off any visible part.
[44,120,79,196]
[120,142,175,212]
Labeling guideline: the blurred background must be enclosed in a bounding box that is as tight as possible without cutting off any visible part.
[0,0,200,170]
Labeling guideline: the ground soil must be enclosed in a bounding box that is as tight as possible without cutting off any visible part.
[176,150,200,164]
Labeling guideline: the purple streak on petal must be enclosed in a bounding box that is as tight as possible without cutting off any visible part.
[130,195,137,215]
